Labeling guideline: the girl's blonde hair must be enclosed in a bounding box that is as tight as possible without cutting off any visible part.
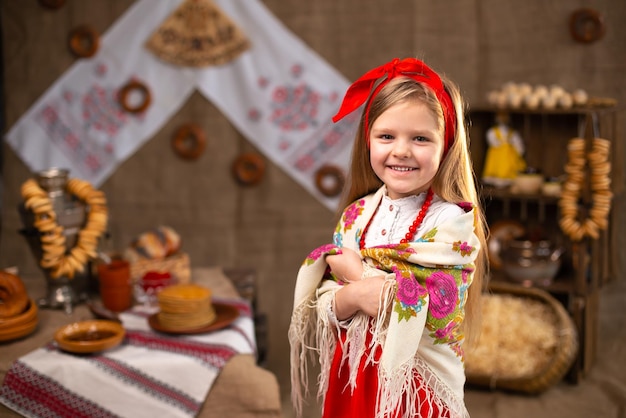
[339,75,488,345]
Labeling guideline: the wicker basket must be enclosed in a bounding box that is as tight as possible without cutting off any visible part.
[465,282,578,394]
[129,252,191,285]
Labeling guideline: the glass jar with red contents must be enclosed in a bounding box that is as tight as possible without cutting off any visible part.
[134,271,175,307]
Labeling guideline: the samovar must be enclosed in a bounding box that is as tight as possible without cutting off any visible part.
[18,168,99,313]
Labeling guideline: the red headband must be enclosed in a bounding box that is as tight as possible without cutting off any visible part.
[332,58,456,154]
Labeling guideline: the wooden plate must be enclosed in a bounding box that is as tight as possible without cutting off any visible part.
[55,320,125,354]
[0,316,38,342]
[148,302,239,335]
[0,299,38,329]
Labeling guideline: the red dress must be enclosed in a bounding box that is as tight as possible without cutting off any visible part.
[322,328,451,418]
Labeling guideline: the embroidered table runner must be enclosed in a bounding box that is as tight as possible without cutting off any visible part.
[0,299,255,418]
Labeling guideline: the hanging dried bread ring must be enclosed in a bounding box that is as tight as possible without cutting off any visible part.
[118,80,151,114]
[232,153,265,186]
[172,123,206,160]
[315,164,345,197]
[569,8,605,43]
[0,271,29,318]
[68,25,100,58]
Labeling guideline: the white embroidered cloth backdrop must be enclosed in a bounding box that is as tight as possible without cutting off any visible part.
[5,0,358,210]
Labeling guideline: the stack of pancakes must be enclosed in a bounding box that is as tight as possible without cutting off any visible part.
[157,284,216,330]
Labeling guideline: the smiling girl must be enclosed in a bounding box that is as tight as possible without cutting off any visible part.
[289,58,488,418]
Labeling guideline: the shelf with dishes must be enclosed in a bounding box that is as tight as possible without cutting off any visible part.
[470,104,618,382]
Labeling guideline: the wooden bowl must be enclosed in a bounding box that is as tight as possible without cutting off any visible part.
[511,173,544,194]
[54,320,125,354]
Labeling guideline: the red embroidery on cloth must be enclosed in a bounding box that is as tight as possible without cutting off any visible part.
[34,79,140,177]
[0,361,117,418]
[247,62,354,176]
[290,64,303,77]
[258,76,269,88]
[270,83,320,131]
[214,298,253,317]
[125,330,237,369]
[83,84,128,135]
[294,154,314,171]
[248,108,262,121]
[95,62,108,77]
[93,356,200,414]
[0,300,255,418]
[292,111,357,173]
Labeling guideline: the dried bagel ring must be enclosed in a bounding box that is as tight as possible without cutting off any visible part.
[172,123,206,160]
[232,153,265,186]
[68,25,100,58]
[118,80,151,114]
[315,164,345,197]
[569,8,605,44]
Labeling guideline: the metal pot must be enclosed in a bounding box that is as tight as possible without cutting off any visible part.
[501,239,563,287]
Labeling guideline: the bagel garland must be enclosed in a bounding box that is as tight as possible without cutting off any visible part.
[20,177,108,279]
[558,137,612,241]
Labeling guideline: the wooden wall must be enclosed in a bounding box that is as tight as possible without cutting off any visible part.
[2,1,625,415]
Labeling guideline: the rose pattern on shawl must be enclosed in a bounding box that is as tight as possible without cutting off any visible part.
[341,199,365,232]
[303,244,340,266]
[392,266,427,321]
[426,267,473,347]
[434,319,458,341]
[434,315,465,357]
[453,240,475,257]
[362,243,474,353]
[425,271,458,319]
[337,198,365,247]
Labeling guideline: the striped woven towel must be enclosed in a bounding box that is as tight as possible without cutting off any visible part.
[0,299,255,418]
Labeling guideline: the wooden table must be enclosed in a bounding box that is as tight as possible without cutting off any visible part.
[0,267,282,418]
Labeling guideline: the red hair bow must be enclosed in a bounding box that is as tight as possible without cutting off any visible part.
[332,58,456,153]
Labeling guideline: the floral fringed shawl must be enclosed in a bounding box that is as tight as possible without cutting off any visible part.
[289,187,480,418]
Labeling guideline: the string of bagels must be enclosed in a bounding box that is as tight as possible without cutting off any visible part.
[558,118,612,241]
[20,177,108,279]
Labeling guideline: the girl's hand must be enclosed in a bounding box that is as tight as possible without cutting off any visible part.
[334,275,389,319]
[326,248,364,283]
